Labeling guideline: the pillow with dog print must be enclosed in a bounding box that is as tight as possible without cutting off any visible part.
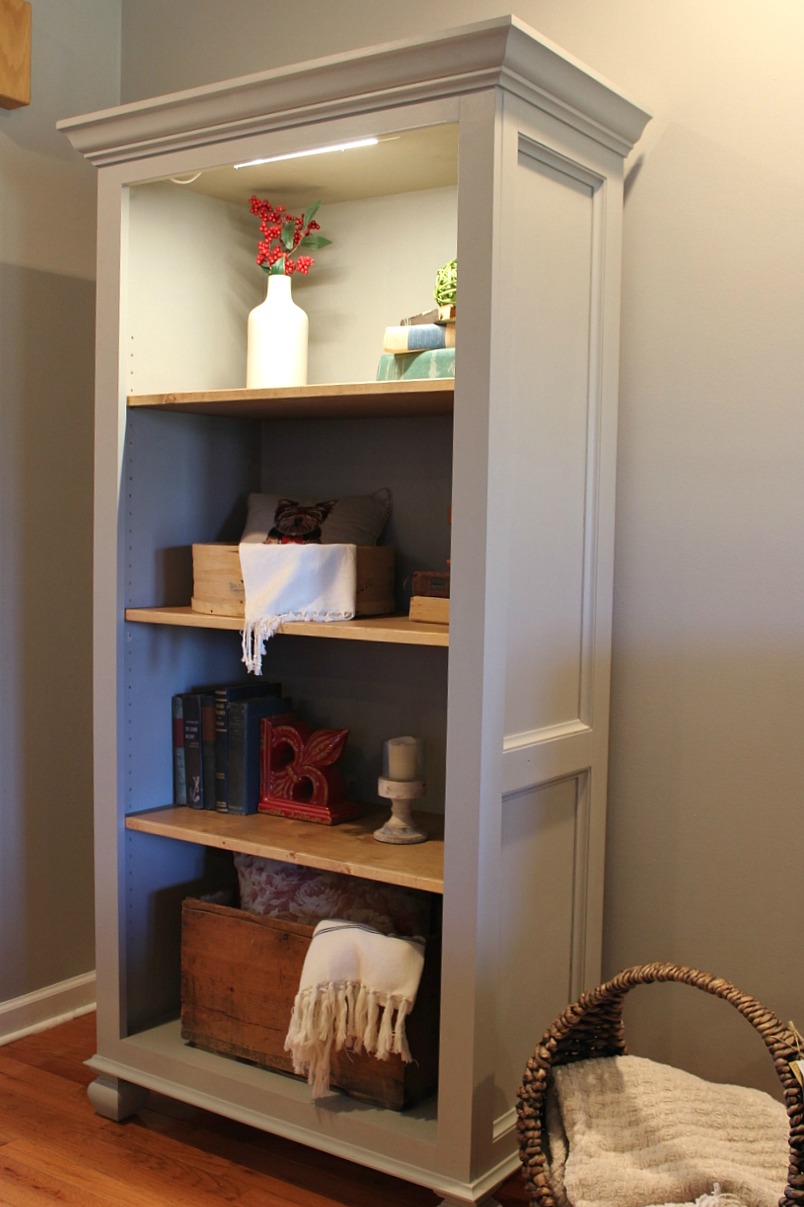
[241,488,391,546]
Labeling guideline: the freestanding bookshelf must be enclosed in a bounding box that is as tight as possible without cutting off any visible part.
[61,17,649,1205]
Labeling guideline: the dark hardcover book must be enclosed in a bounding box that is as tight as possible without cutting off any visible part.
[400,304,455,325]
[227,696,294,815]
[200,693,217,811]
[214,681,282,813]
[171,693,186,805]
[182,693,204,808]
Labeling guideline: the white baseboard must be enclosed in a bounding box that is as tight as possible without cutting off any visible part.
[0,972,96,1046]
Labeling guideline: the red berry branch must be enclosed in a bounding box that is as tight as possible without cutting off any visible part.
[249,196,331,275]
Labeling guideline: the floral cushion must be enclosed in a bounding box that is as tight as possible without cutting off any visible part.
[234,852,432,936]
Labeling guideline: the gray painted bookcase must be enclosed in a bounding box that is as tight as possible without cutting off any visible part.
[60,17,649,1206]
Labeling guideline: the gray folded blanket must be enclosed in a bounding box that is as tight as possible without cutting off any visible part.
[545,1054,787,1207]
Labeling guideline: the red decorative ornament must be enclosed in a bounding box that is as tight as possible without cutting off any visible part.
[258,718,362,825]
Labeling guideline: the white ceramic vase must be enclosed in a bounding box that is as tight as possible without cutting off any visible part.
[246,272,309,388]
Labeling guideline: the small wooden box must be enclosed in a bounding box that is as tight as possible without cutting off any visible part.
[411,570,450,598]
[180,897,440,1110]
[191,544,395,618]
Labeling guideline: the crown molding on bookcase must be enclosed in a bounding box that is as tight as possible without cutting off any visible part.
[58,15,650,167]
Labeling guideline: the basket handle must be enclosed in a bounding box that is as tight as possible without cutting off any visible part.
[517,963,804,1207]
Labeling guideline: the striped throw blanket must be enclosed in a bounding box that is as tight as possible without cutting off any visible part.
[284,919,425,1099]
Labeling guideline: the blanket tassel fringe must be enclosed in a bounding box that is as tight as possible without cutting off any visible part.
[242,613,353,676]
[694,1186,745,1207]
[284,981,413,1099]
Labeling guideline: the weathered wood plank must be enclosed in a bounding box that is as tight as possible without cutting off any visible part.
[125,806,445,892]
[127,380,454,421]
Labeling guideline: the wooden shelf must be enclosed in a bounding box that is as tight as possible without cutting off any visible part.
[128,379,454,421]
[125,606,449,647]
[126,806,444,894]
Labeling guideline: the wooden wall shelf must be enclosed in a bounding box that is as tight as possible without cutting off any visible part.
[128,380,454,421]
[126,805,444,894]
[125,606,449,647]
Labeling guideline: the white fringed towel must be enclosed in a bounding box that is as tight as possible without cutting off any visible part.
[284,919,426,1099]
[544,1054,788,1207]
[239,542,357,674]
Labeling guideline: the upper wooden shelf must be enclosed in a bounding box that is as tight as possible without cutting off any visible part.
[128,379,454,421]
[125,606,449,647]
[126,805,444,894]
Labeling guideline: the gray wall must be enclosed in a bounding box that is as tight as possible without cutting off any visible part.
[0,0,120,1023]
[118,0,804,1097]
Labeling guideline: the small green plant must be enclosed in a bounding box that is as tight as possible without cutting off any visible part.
[434,258,457,307]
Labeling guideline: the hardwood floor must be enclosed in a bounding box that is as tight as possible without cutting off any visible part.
[0,1013,529,1205]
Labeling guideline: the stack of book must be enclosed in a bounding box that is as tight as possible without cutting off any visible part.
[172,682,293,815]
[376,305,456,381]
[408,567,451,625]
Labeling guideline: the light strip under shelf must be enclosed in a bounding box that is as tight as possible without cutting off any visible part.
[234,137,379,169]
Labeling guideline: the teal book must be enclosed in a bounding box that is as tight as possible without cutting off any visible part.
[376,348,456,381]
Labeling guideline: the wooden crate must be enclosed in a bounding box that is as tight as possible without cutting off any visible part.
[191,544,395,618]
[180,897,440,1110]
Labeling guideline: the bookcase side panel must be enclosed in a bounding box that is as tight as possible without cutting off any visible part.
[438,86,639,1178]
[494,777,579,1104]
[436,85,510,1183]
[500,143,595,738]
[93,167,130,1055]
[486,97,632,1140]
[495,98,628,748]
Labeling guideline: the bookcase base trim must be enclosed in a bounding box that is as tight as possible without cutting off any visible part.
[85,1059,517,1207]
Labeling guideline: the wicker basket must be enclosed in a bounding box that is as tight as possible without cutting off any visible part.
[516,963,804,1207]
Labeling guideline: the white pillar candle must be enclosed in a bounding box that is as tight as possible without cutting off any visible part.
[383,736,422,782]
